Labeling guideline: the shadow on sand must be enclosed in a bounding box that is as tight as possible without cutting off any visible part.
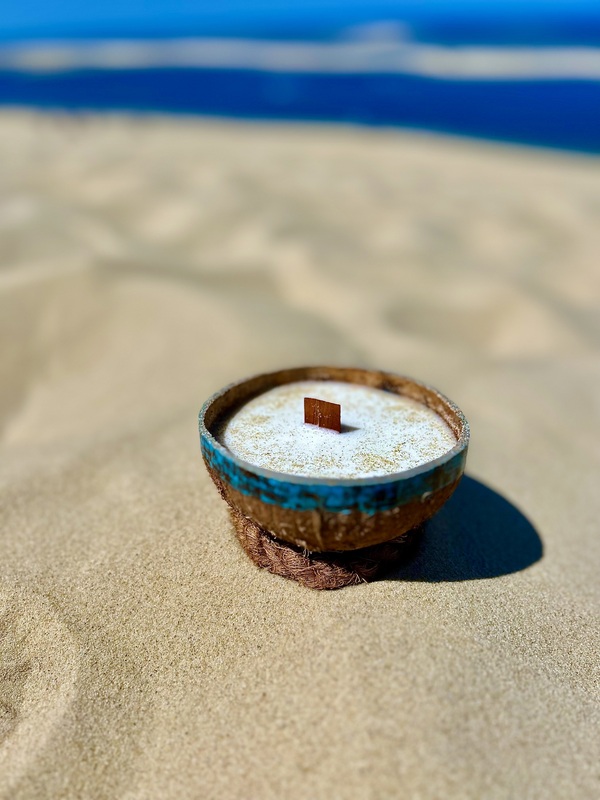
[386,475,543,582]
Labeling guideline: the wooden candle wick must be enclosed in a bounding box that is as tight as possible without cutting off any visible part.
[304,397,341,433]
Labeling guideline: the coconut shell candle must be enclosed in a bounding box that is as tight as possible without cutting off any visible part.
[199,367,469,589]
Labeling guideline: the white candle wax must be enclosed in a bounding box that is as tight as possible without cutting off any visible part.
[217,380,456,479]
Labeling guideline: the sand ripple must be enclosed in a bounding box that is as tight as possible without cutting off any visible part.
[0,585,79,797]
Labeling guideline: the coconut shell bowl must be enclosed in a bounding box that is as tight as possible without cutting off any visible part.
[199,366,469,589]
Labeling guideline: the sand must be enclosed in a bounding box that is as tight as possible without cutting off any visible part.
[0,110,598,799]
[217,380,456,478]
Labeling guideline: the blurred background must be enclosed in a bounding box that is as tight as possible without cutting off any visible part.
[1,0,599,450]
[1,0,600,150]
[1,0,599,458]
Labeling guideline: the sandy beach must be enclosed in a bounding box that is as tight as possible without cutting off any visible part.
[0,110,599,798]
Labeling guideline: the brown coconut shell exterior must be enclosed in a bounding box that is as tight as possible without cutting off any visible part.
[201,366,469,553]
[208,468,460,552]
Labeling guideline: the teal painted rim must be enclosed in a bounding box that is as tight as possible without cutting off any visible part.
[199,367,469,514]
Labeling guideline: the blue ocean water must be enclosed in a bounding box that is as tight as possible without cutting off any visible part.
[1,2,599,152]
[1,69,598,153]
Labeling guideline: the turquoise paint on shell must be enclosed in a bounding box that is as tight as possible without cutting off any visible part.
[200,428,467,515]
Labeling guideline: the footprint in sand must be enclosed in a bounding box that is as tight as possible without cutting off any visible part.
[0,585,79,796]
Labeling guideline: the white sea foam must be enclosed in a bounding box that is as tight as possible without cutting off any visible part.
[1,36,599,80]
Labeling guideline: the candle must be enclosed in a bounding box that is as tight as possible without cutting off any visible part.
[216,380,456,480]
[200,366,469,587]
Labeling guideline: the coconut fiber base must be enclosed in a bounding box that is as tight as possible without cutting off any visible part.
[230,507,420,589]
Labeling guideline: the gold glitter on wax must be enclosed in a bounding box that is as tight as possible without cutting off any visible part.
[217,381,456,479]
